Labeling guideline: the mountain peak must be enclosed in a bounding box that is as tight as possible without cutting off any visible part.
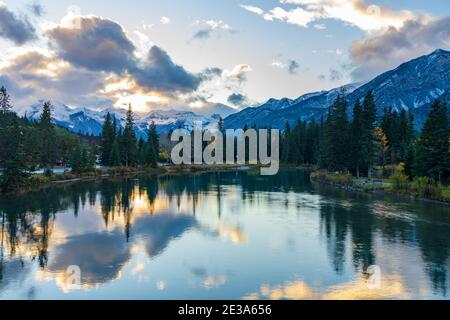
[431,48,450,55]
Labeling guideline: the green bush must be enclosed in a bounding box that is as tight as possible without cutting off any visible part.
[389,173,409,191]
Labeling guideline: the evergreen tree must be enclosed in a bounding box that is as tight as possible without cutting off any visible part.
[325,94,350,172]
[414,100,450,182]
[361,91,377,178]
[145,121,159,167]
[0,97,27,191]
[121,104,137,166]
[39,101,57,169]
[281,122,291,164]
[100,112,115,166]
[138,137,146,166]
[351,101,364,177]
[0,86,12,114]
[109,139,121,167]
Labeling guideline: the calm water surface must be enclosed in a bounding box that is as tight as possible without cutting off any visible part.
[0,170,449,300]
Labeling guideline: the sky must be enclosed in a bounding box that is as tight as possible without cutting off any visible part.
[0,0,449,114]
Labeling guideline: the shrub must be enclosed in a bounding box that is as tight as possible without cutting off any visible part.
[389,173,409,191]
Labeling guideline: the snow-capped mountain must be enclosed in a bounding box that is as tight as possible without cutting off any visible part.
[225,49,450,129]
[23,103,221,139]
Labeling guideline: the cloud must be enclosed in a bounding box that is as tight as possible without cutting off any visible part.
[242,0,415,32]
[160,16,171,24]
[288,59,300,74]
[350,16,450,80]
[240,4,264,16]
[227,93,247,106]
[224,64,252,84]
[314,23,326,30]
[329,68,343,81]
[47,16,136,73]
[131,46,201,93]
[0,50,112,109]
[28,1,45,17]
[192,20,233,40]
[264,6,318,27]
[1,13,239,113]
[46,15,201,95]
[271,59,300,75]
[0,2,37,44]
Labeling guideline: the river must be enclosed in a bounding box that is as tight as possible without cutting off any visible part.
[0,169,449,300]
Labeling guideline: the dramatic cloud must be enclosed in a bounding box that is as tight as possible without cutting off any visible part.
[0,12,244,112]
[46,15,201,95]
[192,20,233,40]
[350,16,450,80]
[47,16,136,73]
[0,2,37,44]
[131,46,201,93]
[227,93,247,106]
[0,50,112,109]
[241,0,414,32]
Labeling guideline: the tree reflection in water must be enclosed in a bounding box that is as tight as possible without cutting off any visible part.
[0,170,449,297]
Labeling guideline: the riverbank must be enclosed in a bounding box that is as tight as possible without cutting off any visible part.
[310,170,450,205]
[0,164,260,194]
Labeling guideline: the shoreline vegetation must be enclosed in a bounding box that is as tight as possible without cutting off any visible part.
[310,168,450,205]
[4,164,261,195]
[4,163,450,206]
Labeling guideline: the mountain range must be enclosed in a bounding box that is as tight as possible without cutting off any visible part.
[20,49,450,136]
[225,49,450,129]
[24,103,222,139]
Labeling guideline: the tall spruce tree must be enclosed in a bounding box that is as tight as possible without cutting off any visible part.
[121,104,137,167]
[146,121,159,167]
[100,112,115,166]
[414,100,449,182]
[0,86,12,114]
[39,101,57,168]
[361,91,377,179]
[351,101,364,177]
[325,94,350,172]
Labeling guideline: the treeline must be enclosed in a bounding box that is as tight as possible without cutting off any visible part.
[0,86,97,191]
[99,104,160,168]
[0,86,161,192]
[281,91,450,184]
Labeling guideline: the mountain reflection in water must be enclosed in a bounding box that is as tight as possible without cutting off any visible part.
[0,170,449,299]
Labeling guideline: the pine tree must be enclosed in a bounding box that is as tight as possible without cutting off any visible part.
[109,139,121,167]
[138,137,146,166]
[100,112,115,166]
[121,104,137,167]
[351,101,364,177]
[361,91,377,179]
[39,101,57,169]
[0,86,12,114]
[281,122,291,164]
[414,100,450,182]
[70,144,83,174]
[145,121,159,167]
[325,94,350,172]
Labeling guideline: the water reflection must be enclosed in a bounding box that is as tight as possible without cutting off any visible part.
[0,170,449,299]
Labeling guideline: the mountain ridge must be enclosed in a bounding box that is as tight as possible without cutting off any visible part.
[225,49,450,129]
